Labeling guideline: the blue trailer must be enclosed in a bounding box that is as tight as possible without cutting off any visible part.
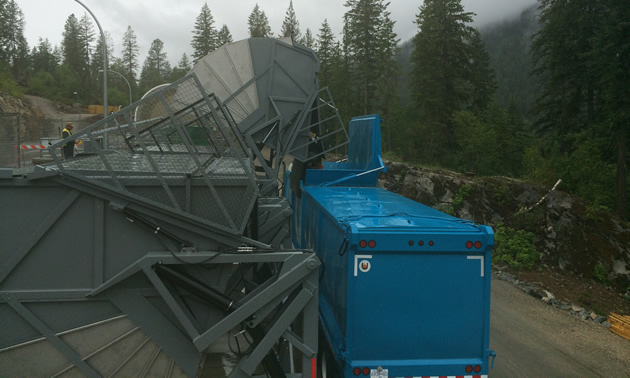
[285,115,495,377]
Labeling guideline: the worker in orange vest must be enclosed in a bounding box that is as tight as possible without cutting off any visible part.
[61,122,75,159]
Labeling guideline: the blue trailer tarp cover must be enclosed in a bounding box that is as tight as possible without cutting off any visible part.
[304,186,481,232]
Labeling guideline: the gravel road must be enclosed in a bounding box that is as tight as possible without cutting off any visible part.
[25,95,91,126]
[490,273,630,377]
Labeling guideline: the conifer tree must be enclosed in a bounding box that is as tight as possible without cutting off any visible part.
[248,4,273,38]
[171,53,192,81]
[532,0,629,218]
[531,0,602,143]
[468,30,497,113]
[280,1,301,40]
[410,0,494,163]
[316,19,335,86]
[0,0,29,81]
[28,39,58,98]
[91,31,113,73]
[77,13,95,99]
[375,8,399,150]
[91,31,114,104]
[31,38,58,74]
[191,3,218,63]
[595,0,630,219]
[78,13,95,70]
[121,26,139,82]
[343,0,399,115]
[217,25,233,47]
[61,14,83,72]
[300,29,315,49]
[139,39,172,93]
[411,0,477,121]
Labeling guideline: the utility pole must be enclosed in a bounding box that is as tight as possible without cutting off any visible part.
[100,69,132,106]
[74,0,108,147]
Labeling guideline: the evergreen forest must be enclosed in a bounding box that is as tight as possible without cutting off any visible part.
[1,0,628,220]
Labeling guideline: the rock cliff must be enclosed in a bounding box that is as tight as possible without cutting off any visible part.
[379,160,630,288]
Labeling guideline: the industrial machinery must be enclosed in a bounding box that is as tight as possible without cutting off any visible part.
[0,38,346,378]
[0,38,493,377]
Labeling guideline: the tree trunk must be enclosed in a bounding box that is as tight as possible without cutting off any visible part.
[364,77,369,115]
[616,125,628,220]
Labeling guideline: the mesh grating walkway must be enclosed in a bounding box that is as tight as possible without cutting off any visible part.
[48,74,258,234]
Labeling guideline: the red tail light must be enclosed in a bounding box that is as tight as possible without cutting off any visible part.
[353,367,361,376]
[474,365,482,373]
[368,240,376,248]
[466,365,473,373]
[362,367,370,375]
[467,240,483,249]
[359,240,367,248]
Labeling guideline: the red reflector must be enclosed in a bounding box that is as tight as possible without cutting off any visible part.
[465,365,473,373]
[419,240,424,246]
[311,357,317,377]
[474,364,482,373]
[353,367,361,376]
[408,240,414,246]
[466,241,473,249]
[368,240,376,248]
[362,367,370,375]
[359,240,367,248]
[428,240,434,246]
[474,241,482,249]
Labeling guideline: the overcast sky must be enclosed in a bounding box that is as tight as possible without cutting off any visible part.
[18,0,537,65]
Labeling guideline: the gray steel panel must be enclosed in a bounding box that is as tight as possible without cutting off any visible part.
[110,291,202,377]
[0,168,12,178]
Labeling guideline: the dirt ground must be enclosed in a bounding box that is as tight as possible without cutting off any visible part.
[24,94,96,129]
[513,266,630,318]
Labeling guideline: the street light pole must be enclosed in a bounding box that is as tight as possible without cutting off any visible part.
[73,0,108,146]
[100,69,132,107]
[73,91,81,125]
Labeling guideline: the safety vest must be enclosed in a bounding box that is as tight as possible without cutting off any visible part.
[62,128,72,147]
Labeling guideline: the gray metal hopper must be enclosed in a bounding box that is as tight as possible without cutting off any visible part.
[189,38,349,195]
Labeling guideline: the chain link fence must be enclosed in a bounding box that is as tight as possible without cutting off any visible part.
[0,114,67,168]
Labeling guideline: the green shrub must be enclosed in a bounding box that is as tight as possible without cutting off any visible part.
[493,222,539,270]
[451,184,473,215]
[492,183,511,207]
[584,205,610,223]
[0,67,23,98]
[593,263,608,284]
[453,184,473,207]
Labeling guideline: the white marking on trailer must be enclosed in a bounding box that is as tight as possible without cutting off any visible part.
[468,255,484,277]
[354,254,372,276]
